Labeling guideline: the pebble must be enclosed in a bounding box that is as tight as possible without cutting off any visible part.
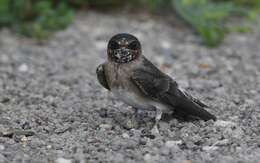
[139,138,147,145]
[122,133,130,139]
[18,63,29,72]
[231,127,244,139]
[161,40,171,49]
[47,145,52,149]
[144,153,159,163]
[56,158,72,163]
[160,147,170,155]
[214,120,236,127]
[98,108,108,118]
[21,121,31,130]
[0,145,4,150]
[202,146,219,151]
[144,153,152,162]
[21,135,28,144]
[215,139,229,146]
[165,140,182,148]
[99,124,112,130]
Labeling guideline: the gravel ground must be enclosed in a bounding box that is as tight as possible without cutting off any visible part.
[0,12,260,163]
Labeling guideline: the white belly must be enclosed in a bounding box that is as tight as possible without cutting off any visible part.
[112,88,150,109]
[111,88,173,113]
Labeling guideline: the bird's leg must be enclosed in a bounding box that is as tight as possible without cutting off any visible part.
[130,107,148,128]
[131,107,153,119]
[134,108,148,125]
[132,107,158,129]
[151,109,162,135]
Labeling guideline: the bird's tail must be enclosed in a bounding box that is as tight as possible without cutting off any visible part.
[176,96,216,121]
[166,89,216,121]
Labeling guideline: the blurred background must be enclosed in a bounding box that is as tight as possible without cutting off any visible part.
[0,0,260,47]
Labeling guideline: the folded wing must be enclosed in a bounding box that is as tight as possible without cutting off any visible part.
[96,64,110,90]
[131,58,216,121]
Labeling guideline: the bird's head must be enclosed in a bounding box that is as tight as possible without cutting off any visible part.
[107,33,141,64]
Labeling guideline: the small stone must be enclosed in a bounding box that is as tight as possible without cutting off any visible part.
[165,140,182,148]
[139,138,147,145]
[56,158,72,163]
[125,119,137,129]
[198,63,209,69]
[184,160,191,163]
[21,135,28,144]
[98,108,108,118]
[144,154,152,162]
[114,113,138,129]
[1,97,10,103]
[122,133,129,139]
[47,145,52,149]
[0,129,35,137]
[21,122,31,130]
[18,63,29,72]
[232,127,244,139]
[141,129,155,139]
[143,153,159,163]
[216,139,229,146]
[202,146,218,151]
[214,120,236,127]
[0,145,4,150]
[161,41,171,49]
[99,124,112,130]
[129,129,141,137]
[160,147,170,155]
[245,99,254,105]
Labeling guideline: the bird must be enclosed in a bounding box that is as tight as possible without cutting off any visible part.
[96,33,216,133]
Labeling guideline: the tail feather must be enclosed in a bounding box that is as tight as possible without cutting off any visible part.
[165,88,216,121]
[176,96,216,121]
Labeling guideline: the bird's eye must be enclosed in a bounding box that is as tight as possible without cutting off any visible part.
[109,41,120,50]
[128,41,140,50]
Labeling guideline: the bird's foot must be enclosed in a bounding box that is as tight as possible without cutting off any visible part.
[141,124,161,139]
[131,108,156,128]
[113,108,139,129]
[135,109,156,120]
[151,109,163,137]
[140,109,163,138]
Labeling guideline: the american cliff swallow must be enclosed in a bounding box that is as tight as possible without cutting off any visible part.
[96,33,216,133]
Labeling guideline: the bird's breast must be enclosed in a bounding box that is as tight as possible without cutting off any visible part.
[111,87,150,109]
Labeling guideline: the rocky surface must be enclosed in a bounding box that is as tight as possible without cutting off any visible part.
[0,12,259,163]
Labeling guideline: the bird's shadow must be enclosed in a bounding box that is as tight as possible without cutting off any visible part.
[99,106,204,130]
[161,112,202,123]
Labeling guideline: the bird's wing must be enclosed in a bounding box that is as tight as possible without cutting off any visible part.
[96,63,110,90]
[179,87,208,108]
[131,58,216,121]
